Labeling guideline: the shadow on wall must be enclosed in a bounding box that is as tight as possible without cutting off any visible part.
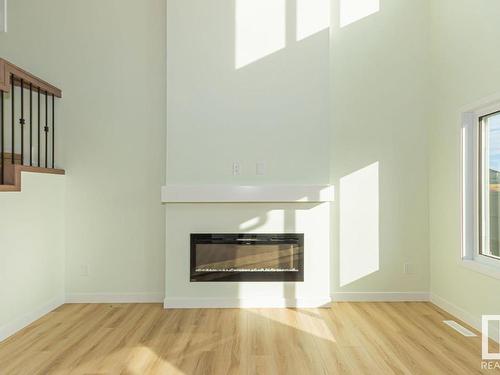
[339,0,380,28]
[235,0,380,69]
[233,0,381,291]
[234,204,323,301]
[169,0,376,184]
[229,161,380,294]
[235,0,330,69]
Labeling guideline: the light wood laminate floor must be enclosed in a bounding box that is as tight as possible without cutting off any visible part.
[0,302,498,374]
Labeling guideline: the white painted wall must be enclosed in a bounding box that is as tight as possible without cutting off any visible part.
[0,173,65,341]
[0,0,6,33]
[0,0,166,300]
[330,0,431,294]
[429,0,500,331]
[167,0,330,185]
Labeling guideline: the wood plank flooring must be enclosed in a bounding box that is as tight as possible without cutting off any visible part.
[0,302,498,374]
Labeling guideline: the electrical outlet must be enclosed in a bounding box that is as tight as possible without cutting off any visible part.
[232,161,241,176]
[256,162,266,176]
[404,263,414,275]
[80,264,89,277]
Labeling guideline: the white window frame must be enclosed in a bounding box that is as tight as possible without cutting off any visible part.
[461,96,500,280]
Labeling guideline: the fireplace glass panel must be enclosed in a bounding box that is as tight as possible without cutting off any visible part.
[190,234,304,282]
[195,244,300,272]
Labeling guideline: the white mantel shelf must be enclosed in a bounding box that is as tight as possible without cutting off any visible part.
[161,185,335,203]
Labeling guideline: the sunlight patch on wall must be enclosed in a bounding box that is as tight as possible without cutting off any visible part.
[239,215,268,231]
[235,0,286,69]
[296,0,330,41]
[339,162,379,287]
[340,0,379,28]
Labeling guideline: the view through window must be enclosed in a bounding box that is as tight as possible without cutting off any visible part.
[480,111,500,259]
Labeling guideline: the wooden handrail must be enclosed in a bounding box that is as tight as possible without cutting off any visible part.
[0,58,62,98]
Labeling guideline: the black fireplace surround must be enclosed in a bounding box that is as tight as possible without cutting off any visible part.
[190,233,304,282]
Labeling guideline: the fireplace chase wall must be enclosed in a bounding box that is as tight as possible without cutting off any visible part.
[164,201,331,308]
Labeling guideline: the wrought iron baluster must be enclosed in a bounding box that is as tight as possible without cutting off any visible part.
[1,92,4,184]
[44,91,48,168]
[20,79,25,165]
[11,75,15,164]
[29,83,33,166]
[37,88,40,167]
[51,94,55,169]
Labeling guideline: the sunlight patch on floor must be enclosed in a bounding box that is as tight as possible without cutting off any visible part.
[249,308,336,342]
[126,346,184,374]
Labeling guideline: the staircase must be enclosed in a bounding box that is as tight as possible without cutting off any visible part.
[0,58,65,191]
[0,153,64,191]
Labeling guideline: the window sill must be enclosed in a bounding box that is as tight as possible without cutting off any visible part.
[460,259,500,280]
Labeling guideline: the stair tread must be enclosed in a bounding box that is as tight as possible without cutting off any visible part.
[1,165,65,192]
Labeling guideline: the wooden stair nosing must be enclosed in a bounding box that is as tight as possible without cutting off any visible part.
[0,165,65,192]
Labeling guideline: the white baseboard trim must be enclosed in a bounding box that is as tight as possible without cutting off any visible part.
[66,292,164,304]
[0,296,64,343]
[331,292,430,302]
[164,297,332,309]
[430,293,499,343]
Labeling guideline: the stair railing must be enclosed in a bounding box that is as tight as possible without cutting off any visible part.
[0,58,62,184]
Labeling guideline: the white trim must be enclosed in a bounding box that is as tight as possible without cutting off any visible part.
[459,91,500,114]
[460,259,500,280]
[431,293,499,343]
[331,292,430,302]
[461,111,477,262]
[161,184,335,203]
[0,296,64,343]
[163,297,332,309]
[66,293,164,304]
[460,98,500,278]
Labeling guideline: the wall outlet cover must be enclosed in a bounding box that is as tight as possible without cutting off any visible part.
[256,162,266,175]
[80,264,89,277]
[404,263,415,274]
[232,162,241,176]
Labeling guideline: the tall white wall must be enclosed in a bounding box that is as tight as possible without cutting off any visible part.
[330,0,431,295]
[0,0,166,300]
[0,173,65,341]
[167,0,330,185]
[165,0,331,305]
[429,0,500,326]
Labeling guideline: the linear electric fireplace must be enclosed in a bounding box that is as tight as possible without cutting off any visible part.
[190,234,304,282]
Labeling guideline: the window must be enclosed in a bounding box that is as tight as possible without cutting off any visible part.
[479,111,500,260]
[462,98,500,279]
